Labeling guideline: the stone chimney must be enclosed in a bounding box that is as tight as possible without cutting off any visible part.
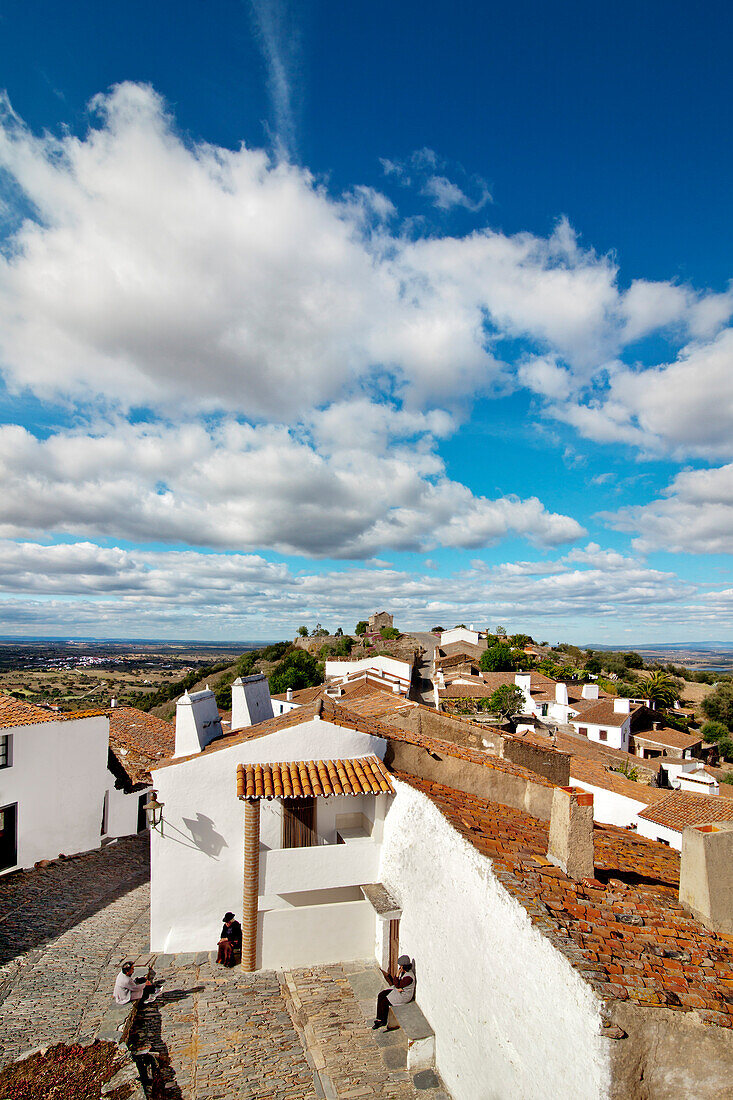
[679,821,733,934]
[547,786,594,880]
[582,683,599,701]
[174,688,222,757]
[231,674,274,730]
[614,697,631,714]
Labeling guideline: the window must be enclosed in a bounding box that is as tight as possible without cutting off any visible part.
[578,727,588,737]
[0,734,11,769]
[599,729,608,742]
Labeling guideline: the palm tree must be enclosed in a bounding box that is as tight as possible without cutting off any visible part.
[644,670,681,709]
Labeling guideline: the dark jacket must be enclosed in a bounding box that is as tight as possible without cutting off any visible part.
[221,920,242,948]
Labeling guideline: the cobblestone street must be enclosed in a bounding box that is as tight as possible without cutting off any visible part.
[0,838,449,1098]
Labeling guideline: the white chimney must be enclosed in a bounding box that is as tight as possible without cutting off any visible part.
[286,687,293,702]
[582,683,599,701]
[555,682,569,706]
[614,697,631,714]
[392,682,401,694]
[231,674,274,730]
[174,689,222,757]
[110,697,117,708]
[514,673,532,694]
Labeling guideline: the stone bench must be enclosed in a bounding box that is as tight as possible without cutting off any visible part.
[386,1001,435,1072]
[96,998,140,1046]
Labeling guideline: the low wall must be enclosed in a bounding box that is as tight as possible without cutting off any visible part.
[258,899,374,969]
[384,737,555,820]
[379,780,609,1100]
[502,738,571,786]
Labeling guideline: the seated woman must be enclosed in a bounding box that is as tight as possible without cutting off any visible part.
[373,955,415,1028]
[216,911,242,967]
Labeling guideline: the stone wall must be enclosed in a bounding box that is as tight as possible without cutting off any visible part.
[502,737,571,786]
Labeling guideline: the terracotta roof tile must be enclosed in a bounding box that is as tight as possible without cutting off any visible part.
[637,791,733,831]
[571,699,642,727]
[236,754,393,799]
[108,706,175,788]
[632,727,703,751]
[568,757,668,803]
[400,771,733,1026]
[0,693,107,729]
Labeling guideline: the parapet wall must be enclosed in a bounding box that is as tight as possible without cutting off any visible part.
[502,737,571,786]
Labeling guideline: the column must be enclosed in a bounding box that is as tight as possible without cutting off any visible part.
[242,798,260,970]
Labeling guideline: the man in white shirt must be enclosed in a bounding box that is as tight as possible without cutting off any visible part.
[114,961,156,1005]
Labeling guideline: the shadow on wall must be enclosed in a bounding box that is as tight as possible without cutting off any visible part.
[182,814,228,858]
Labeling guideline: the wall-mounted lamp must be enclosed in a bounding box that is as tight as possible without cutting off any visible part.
[144,789,165,829]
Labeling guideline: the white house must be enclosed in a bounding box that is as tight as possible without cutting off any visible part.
[0,693,109,872]
[325,654,413,696]
[150,693,394,968]
[570,698,642,751]
[636,790,733,849]
[659,759,719,796]
[439,625,483,649]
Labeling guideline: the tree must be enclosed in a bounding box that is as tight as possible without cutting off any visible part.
[718,737,733,763]
[623,652,644,669]
[380,626,400,640]
[644,670,681,708]
[701,720,730,744]
[495,625,507,636]
[479,643,514,672]
[431,626,445,633]
[333,635,354,657]
[335,627,343,637]
[702,682,733,730]
[355,621,368,636]
[510,633,532,648]
[269,649,322,695]
[487,684,525,720]
[297,625,308,637]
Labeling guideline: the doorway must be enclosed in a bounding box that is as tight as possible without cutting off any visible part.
[0,803,18,872]
[282,797,316,848]
[388,918,400,976]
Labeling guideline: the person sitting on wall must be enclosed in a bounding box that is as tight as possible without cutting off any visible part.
[216,911,242,967]
[114,961,157,1005]
[372,955,415,1028]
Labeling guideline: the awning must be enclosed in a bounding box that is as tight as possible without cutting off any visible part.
[236,754,394,799]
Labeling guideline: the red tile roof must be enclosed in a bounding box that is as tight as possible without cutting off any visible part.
[401,772,733,1026]
[632,727,703,751]
[571,700,641,728]
[568,756,668,804]
[236,754,393,799]
[0,693,107,729]
[108,706,175,788]
[637,791,733,832]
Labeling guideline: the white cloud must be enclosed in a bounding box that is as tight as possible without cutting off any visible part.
[0,538,710,639]
[0,419,584,557]
[249,0,299,159]
[602,463,733,554]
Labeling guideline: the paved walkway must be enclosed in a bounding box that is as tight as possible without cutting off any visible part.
[0,838,449,1098]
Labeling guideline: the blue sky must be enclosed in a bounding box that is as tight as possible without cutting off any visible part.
[0,0,731,642]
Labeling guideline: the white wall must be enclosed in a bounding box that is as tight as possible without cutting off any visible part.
[440,627,480,648]
[636,816,682,850]
[106,780,149,839]
[575,720,629,751]
[150,718,387,953]
[379,780,610,1100]
[325,654,412,687]
[571,777,654,829]
[0,716,109,870]
[259,899,374,969]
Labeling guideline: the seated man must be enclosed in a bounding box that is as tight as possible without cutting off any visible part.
[216,911,242,967]
[114,961,156,1005]
[373,955,415,1028]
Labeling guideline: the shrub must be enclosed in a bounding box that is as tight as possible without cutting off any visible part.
[380,626,400,640]
[701,720,729,744]
[702,682,733,729]
[355,621,368,636]
[487,684,525,719]
[479,643,514,672]
[269,649,321,695]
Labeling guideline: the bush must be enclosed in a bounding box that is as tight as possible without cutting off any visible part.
[333,635,354,657]
[380,626,400,640]
[487,684,525,719]
[702,682,733,729]
[269,649,322,695]
[623,652,644,669]
[479,643,514,673]
[721,772,733,786]
[355,621,368,636]
[717,737,733,762]
[701,720,730,744]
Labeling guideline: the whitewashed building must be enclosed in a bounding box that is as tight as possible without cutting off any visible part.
[325,654,413,696]
[636,790,733,849]
[570,698,642,750]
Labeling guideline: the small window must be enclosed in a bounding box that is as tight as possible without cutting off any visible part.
[599,729,608,742]
[578,727,588,737]
[0,735,11,769]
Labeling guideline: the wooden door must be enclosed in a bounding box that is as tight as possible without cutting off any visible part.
[282,797,317,848]
[0,803,17,872]
[388,918,400,977]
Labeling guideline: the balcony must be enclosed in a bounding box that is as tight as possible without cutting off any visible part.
[260,835,380,895]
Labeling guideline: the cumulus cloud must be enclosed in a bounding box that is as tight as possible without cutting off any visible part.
[1,85,719,425]
[0,419,584,557]
[602,463,733,554]
[0,538,712,639]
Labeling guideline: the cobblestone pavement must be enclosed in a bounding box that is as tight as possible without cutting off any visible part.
[0,834,150,1065]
